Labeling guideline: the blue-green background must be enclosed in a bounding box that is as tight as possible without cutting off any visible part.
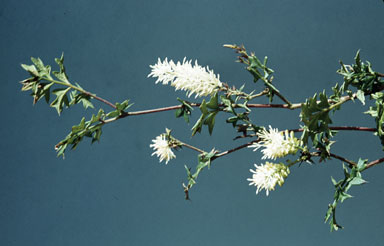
[1,0,384,245]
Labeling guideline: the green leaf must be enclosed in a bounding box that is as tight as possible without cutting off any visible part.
[356,90,365,105]
[220,95,235,114]
[90,109,105,124]
[21,64,39,77]
[71,117,86,133]
[106,110,120,118]
[115,99,133,112]
[176,98,193,123]
[184,165,196,186]
[106,100,133,118]
[50,87,71,115]
[52,71,69,83]
[339,192,353,203]
[175,108,183,118]
[53,53,69,83]
[191,114,204,136]
[31,57,51,79]
[199,99,209,115]
[357,158,367,171]
[78,94,94,109]
[203,111,218,135]
[206,92,219,109]
[92,127,102,143]
[354,50,361,70]
[349,177,367,186]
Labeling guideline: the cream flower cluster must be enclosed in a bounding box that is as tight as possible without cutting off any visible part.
[249,126,300,160]
[148,57,223,98]
[247,162,290,196]
[150,134,176,164]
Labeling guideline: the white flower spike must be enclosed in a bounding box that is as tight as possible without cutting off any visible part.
[247,162,290,196]
[249,126,300,160]
[148,57,223,98]
[150,134,176,164]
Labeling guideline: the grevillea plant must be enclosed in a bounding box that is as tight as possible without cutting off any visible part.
[19,44,384,231]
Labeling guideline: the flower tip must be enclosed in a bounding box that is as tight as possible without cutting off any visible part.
[150,134,176,164]
[247,162,289,196]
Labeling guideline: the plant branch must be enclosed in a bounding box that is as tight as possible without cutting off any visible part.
[272,88,293,107]
[365,157,384,169]
[180,142,206,154]
[289,126,376,133]
[211,139,259,160]
[45,78,117,109]
[310,151,357,166]
[329,153,357,167]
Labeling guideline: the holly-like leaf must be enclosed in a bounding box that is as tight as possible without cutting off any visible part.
[206,92,219,110]
[55,110,106,157]
[300,91,335,152]
[184,149,218,191]
[176,98,193,123]
[325,160,368,231]
[50,88,71,115]
[105,100,133,119]
[356,90,365,105]
[191,97,219,136]
[53,53,69,83]
[31,57,51,79]
[21,64,39,77]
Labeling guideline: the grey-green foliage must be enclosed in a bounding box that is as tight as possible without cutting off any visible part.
[300,91,338,159]
[21,54,94,115]
[325,159,367,231]
[191,92,220,135]
[337,51,382,96]
[20,55,132,157]
[184,149,218,199]
[55,109,105,157]
[365,92,384,148]
[54,99,133,158]
[175,98,193,123]
[299,51,383,160]
[20,48,384,231]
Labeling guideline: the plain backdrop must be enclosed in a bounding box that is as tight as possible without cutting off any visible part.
[1,0,384,245]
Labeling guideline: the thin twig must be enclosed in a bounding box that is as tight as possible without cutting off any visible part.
[272,89,293,107]
[311,152,357,166]
[366,157,384,169]
[329,153,357,167]
[83,91,117,109]
[289,126,376,133]
[46,78,117,109]
[180,142,205,154]
[211,139,259,160]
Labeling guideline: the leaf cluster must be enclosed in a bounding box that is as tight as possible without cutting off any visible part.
[184,149,217,198]
[224,44,277,102]
[175,98,193,123]
[20,54,94,115]
[365,92,384,147]
[325,159,367,231]
[337,51,383,97]
[300,91,337,158]
[21,55,133,157]
[55,99,133,158]
[334,51,384,148]
[191,93,220,135]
